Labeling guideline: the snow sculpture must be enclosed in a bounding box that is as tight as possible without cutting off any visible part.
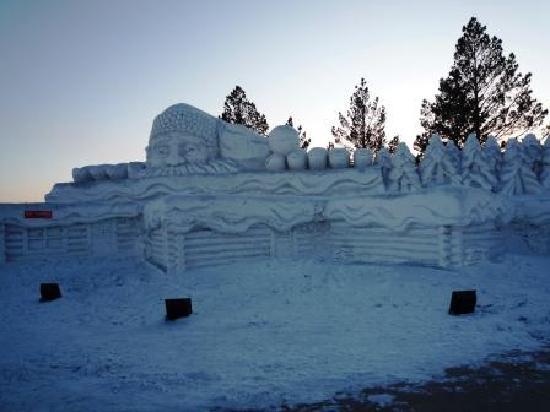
[147,104,219,168]
[500,138,541,195]
[482,136,503,180]
[265,154,286,171]
[328,148,350,168]
[419,134,459,186]
[445,139,461,172]
[106,163,129,180]
[387,142,421,192]
[375,147,392,185]
[127,162,146,178]
[522,134,543,177]
[6,101,550,273]
[268,125,299,156]
[219,123,270,170]
[307,147,328,170]
[287,150,307,170]
[540,137,550,189]
[461,134,497,191]
[354,148,373,169]
[72,167,91,184]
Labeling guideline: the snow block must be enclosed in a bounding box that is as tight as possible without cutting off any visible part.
[165,298,193,320]
[307,147,328,170]
[353,148,373,169]
[328,148,350,169]
[265,153,287,171]
[287,150,307,170]
[448,290,476,315]
[40,283,61,302]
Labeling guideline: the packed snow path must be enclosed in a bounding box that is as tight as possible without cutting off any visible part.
[1,256,549,410]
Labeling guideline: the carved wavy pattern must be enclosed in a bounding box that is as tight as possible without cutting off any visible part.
[46,170,384,203]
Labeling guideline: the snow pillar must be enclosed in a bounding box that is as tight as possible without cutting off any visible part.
[438,226,453,267]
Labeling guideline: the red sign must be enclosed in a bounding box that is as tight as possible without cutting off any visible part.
[24,210,53,219]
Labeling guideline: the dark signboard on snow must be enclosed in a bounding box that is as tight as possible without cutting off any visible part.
[24,210,53,219]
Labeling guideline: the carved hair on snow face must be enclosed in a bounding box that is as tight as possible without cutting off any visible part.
[147,104,219,168]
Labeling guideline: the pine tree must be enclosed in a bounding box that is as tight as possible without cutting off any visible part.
[220,86,269,135]
[462,134,497,191]
[287,116,311,149]
[419,135,460,186]
[420,17,547,149]
[387,142,421,192]
[331,77,385,151]
[500,138,541,195]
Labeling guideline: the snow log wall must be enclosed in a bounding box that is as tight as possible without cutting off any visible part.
[0,204,142,263]
[143,221,504,273]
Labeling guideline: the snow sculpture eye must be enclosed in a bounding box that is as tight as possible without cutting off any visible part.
[178,140,207,163]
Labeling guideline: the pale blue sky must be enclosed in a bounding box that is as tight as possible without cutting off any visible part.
[1,0,549,201]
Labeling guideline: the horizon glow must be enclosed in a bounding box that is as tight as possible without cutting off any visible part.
[1,0,549,201]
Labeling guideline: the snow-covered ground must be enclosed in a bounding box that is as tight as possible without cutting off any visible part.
[1,255,549,411]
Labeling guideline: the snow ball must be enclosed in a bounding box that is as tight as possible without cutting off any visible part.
[307,147,328,170]
[265,153,287,171]
[353,147,374,169]
[287,150,307,170]
[268,125,299,156]
[328,148,350,169]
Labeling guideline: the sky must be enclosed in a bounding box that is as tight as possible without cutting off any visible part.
[1,0,549,202]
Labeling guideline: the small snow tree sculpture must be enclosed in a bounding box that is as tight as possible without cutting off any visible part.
[482,135,503,179]
[540,137,550,189]
[387,142,421,192]
[375,146,392,185]
[419,134,460,186]
[445,139,461,172]
[220,86,269,135]
[500,138,541,195]
[522,134,543,177]
[461,134,497,191]
[331,77,385,151]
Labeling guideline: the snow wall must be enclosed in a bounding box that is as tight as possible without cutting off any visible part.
[2,103,550,269]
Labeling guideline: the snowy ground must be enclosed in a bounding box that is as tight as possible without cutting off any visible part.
[0,254,549,411]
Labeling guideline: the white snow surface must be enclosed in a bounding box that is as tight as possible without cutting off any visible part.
[1,255,549,411]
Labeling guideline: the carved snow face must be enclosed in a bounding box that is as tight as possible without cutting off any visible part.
[149,131,212,167]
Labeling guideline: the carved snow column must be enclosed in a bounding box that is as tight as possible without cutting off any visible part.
[438,225,465,267]
[438,226,452,267]
[0,223,5,264]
